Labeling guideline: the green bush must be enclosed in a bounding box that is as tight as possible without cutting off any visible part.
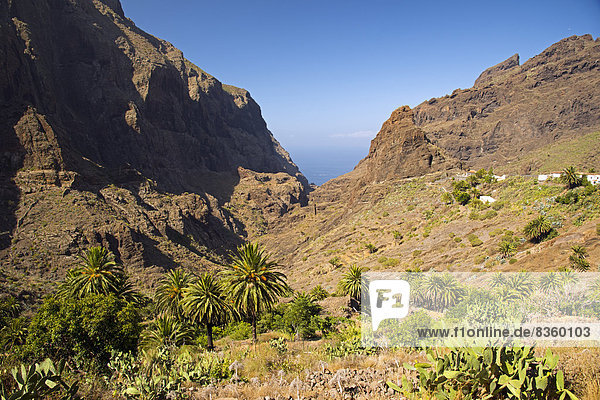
[482,210,498,219]
[467,233,483,247]
[377,257,399,267]
[491,201,505,211]
[21,294,142,371]
[222,321,252,340]
[441,192,453,204]
[328,256,342,268]
[509,258,518,264]
[597,223,600,236]
[365,243,378,253]
[454,191,471,205]
[555,191,579,205]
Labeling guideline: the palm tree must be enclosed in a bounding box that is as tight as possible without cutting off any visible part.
[523,215,553,243]
[539,272,562,293]
[505,273,535,298]
[559,269,579,286]
[569,245,590,272]
[490,272,506,287]
[62,246,124,297]
[309,285,329,301]
[183,274,234,350]
[499,241,516,258]
[155,269,195,318]
[140,315,193,349]
[422,273,464,311]
[222,243,291,343]
[560,166,582,189]
[338,264,367,311]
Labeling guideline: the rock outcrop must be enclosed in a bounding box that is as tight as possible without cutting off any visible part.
[413,35,600,170]
[474,53,520,87]
[354,106,457,184]
[0,0,308,293]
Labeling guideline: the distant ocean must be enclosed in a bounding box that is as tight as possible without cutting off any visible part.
[287,147,368,186]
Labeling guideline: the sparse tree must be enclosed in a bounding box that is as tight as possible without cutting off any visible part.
[155,269,195,317]
[338,264,367,311]
[183,273,234,350]
[222,243,290,343]
[569,245,590,272]
[560,166,582,189]
[523,215,554,243]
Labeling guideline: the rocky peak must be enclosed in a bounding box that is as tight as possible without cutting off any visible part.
[474,53,519,87]
[354,106,457,183]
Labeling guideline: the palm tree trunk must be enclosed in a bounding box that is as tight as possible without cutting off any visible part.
[252,314,257,343]
[207,323,214,350]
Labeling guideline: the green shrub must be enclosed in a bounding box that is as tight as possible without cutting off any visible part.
[377,257,399,267]
[469,211,481,220]
[222,321,252,340]
[21,294,142,371]
[482,210,498,219]
[365,243,378,253]
[467,233,483,247]
[454,191,471,205]
[412,250,422,257]
[491,201,505,211]
[509,258,518,264]
[441,192,453,204]
[453,237,462,243]
[597,223,600,236]
[328,256,342,268]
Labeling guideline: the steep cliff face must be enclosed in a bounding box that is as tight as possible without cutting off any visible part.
[413,35,600,171]
[353,106,457,184]
[0,0,308,294]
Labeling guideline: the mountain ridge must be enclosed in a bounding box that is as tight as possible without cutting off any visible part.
[0,0,309,295]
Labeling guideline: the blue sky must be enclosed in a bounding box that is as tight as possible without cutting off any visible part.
[120,0,600,183]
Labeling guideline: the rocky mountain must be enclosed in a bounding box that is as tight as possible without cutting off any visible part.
[352,106,458,185]
[318,34,599,191]
[0,0,308,295]
[413,34,600,172]
[255,35,600,292]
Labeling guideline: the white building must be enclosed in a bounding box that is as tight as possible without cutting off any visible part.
[538,172,600,186]
[479,196,496,203]
[587,174,600,186]
[538,173,562,182]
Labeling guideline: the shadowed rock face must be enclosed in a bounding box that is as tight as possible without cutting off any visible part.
[0,0,307,194]
[0,0,308,292]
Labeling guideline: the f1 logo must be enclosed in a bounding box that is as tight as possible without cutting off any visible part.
[369,280,410,331]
